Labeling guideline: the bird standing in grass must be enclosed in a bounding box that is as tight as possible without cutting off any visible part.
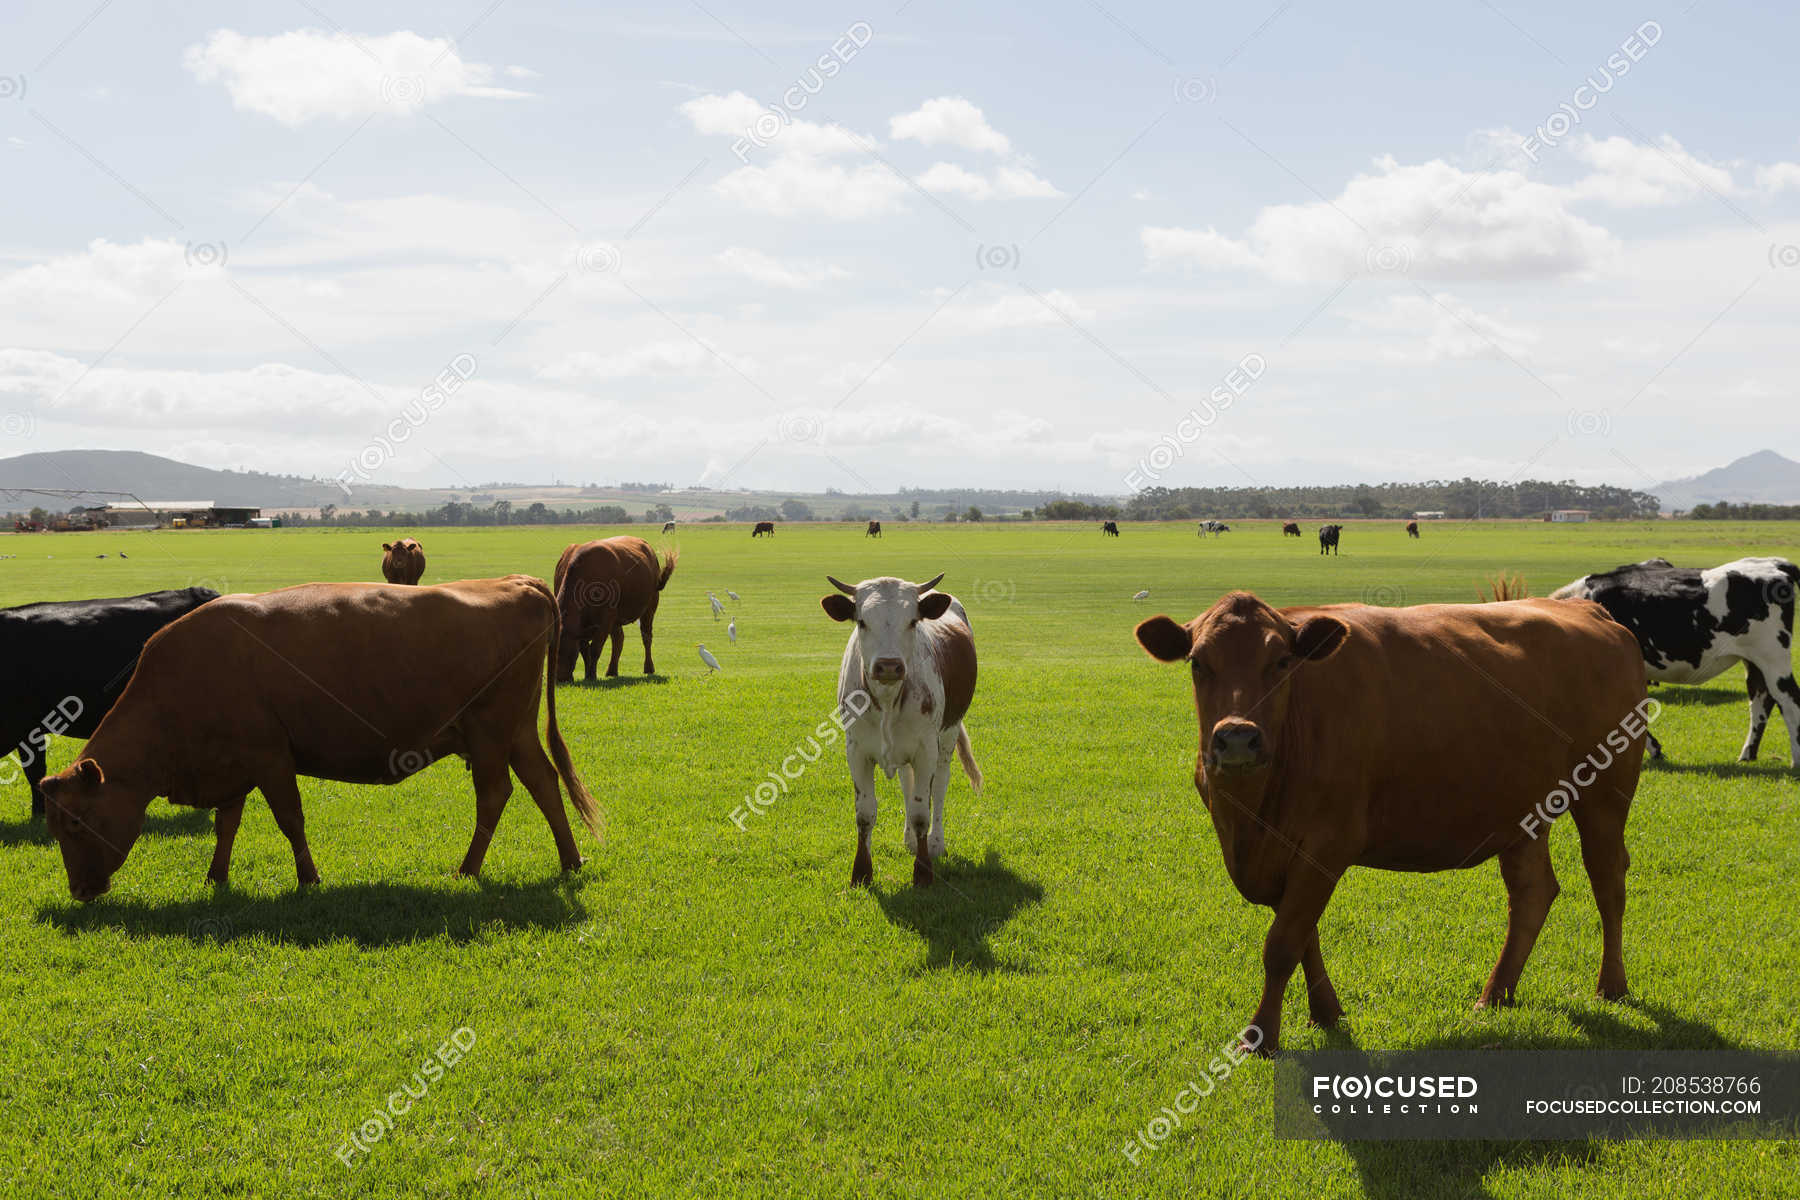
[727,589,740,602]
[697,643,721,673]
[1132,589,1150,601]
[727,618,737,643]
[709,592,724,620]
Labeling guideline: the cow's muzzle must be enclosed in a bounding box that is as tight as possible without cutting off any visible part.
[1207,721,1266,773]
[870,657,906,684]
[69,877,112,903]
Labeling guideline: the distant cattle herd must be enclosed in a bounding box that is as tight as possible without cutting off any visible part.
[6,516,1793,1057]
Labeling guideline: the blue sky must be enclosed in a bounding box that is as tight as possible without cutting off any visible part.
[2,1,1797,496]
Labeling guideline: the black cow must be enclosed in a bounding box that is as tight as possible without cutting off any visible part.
[866,521,882,538]
[3,587,219,817]
[1282,522,1301,537]
[1319,524,1342,555]
[752,522,776,538]
[1552,557,1800,764]
[1406,521,1420,539]
[1101,521,1120,537]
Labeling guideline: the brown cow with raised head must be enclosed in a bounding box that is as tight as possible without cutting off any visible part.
[381,538,426,585]
[1135,591,1646,1054]
[39,576,600,902]
[552,536,676,682]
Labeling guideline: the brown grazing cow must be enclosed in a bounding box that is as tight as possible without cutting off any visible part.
[551,536,677,682]
[39,576,600,901]
[381,538,426,584]
[752,521,776,537]
[1406,520,1420,538]
[1135,592,1646,1054]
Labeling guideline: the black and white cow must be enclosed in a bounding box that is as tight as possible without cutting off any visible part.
[2,587,219,816]
[1552,557,1800,764]
[1198,520,1230,537]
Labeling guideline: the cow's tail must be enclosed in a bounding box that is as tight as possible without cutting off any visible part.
[955,723,984,795]
[537,579,603,840]
[656,545,679,592]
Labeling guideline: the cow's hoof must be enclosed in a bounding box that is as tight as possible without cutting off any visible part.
[1243,1039,1277,1059]
[850,849,873,888]
[298,875,321,888]
[1597,981,1630,1002]
[205,872,229,887]
[1308,1008,1346,1031]
[560,856,586,873]
[912,858,934,887]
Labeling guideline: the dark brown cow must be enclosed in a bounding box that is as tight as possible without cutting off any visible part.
[1406,520,1420,538]
[1281,522,1301,537]
[551,536,677,682]
[39,576,600,902]
[1135,592,1647,1054]
[866,520,883,538]
[752,521,776,538]
[380,538,426,585]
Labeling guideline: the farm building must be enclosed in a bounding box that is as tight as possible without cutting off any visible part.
[1547,509,1591,523]
[98,500,264,529]
[1412,510,1446,520]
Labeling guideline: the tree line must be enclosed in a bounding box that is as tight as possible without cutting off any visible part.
[1122,480,1660,521]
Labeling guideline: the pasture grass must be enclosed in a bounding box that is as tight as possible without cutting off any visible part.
[0,518,1796,1198]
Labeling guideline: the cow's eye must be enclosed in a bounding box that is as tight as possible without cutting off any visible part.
[909,618,919,628]
[1273,654,1296,672]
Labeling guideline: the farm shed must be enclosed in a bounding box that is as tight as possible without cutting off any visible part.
[1547,509,1591,523]
[100,501,264,529]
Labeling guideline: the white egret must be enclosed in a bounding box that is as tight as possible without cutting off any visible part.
[697,643,722,673]
[727,589,740,602]
[1132,589,1150,601]
[709,592,724,620]
[727,618,737,643]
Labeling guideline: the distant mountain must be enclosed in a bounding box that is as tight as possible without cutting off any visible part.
[0,449,449,511]
[1651,450,1800,511]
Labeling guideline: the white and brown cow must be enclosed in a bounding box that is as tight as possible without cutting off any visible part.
[820,573,982,887]
[1553,556,1800,764]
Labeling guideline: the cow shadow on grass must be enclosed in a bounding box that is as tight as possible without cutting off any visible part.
[874,849,1044,973]
[1328,1001,1734,1200]
[589,674,671,691]
[0,803,210,849]
[35,874,587,949]
[1645,758,1797,780]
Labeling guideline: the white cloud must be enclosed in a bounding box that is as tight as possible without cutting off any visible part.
[1143,154,1619,281]
[679,92,866,158]
[1348,293,1539,364]
[1569,134,1735,207]
[0,348,385,430]
[889,97,1011,155]
[537,341,758,382]
[943,287,1097,332]
[0,238,219,306]
[1754,162,1800,195]
[712,158,908,219]
[917,162,992,200]
[995,165,1062,198]
[716,247,849,288]
[183,29,530,125]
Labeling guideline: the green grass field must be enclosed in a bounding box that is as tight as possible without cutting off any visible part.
[1,519,1796,1198]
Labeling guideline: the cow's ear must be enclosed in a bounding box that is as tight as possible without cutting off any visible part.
[821,594,856,622]
[1135,616,1193,662]
[917,592,952,621]
[1292,616,1349,662]
[74,758,104,786]
[382,543,393,552]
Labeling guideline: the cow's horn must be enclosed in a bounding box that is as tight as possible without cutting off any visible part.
[826,575,857,596]
[918,572,946,593]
